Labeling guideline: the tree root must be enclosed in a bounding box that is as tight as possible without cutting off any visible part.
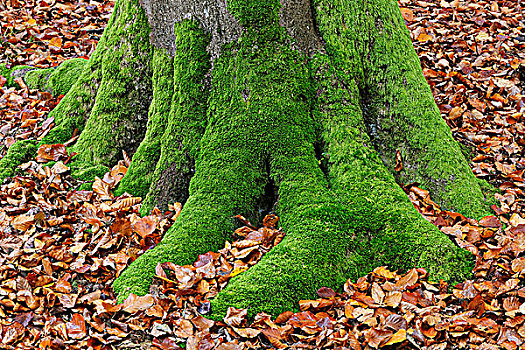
[24,58,87,96]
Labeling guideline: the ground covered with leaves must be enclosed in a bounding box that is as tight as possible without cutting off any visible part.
[0,0,524,349]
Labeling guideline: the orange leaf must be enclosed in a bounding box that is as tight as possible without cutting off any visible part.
[224,307,247,327]
[400,8,414,22]
[233,327,261,338]
[317,287,336,298]
[122,294,154,313]
[111,196,141,210]
[133,215,157,238]
[373,266,396,279]
[48,37,63,51]
[55,279,72,293]
[371,283,385,305]
[262,214,279,228]
[395,269,419,289]
[479,215,502,228]
[66,313,86,339]
[394,150,403,172]
[512,258,525,273]
[383,329,406,346]
[92,176,113,201]
[11,214,35,231]
[275,311,293,324]
[36,144,68,163]
[417,32,433,42]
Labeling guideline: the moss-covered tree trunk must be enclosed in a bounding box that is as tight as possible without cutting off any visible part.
[1,0,497,317]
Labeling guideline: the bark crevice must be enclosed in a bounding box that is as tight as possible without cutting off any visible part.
[313,140,330,186]
[255,163,279,224]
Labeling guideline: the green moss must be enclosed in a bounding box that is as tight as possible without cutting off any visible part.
[477,177,500,208]
[115,12,301,302]
[39,56,102,147]
[117,0,344,318]
[210,149,353,319]
[25,58,87,96]
[0,140,38,181]
[48,58,87,95]
[0,64,9,82]
[459,141,475,161]
[71,163,110,182]
[212,44,471,319]
[312,0,491,220]
[115,0,477,320]
[314,48,473,280]
[24,68,54,90]
[0,0,155,201]
[68,0,154,168]
[7,0,156,192]
[227,0,280,27]
[0,64,35,87]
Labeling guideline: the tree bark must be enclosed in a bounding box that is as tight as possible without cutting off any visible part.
[1,0,497,318]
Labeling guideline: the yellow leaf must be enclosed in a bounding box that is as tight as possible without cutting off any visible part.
[345,303,354,318]
[229,266,249,277]
[48,37,63,49]
[373,266,396,279]
[417,32,433,42]
[383,329,406,346]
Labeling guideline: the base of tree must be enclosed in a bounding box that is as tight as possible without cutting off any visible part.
[0,0,498,318]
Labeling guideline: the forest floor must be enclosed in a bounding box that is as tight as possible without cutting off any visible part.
[0,0,524,349]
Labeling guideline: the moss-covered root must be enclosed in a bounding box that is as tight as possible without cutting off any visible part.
[115,12,312,300]
[36,0,133,147]
[115,49,174,199]
[65,0,154,170]
[318,70,473,285]
[0,140,38,181]
[209,60,469,320]
[24,58,87,96]
[312,0,493,219]
[31,0,154,183]
[210,142,354,319]
[120,21,210,213]
[210,128,473,320]
[358,0,490,218]
[113,126,268,300]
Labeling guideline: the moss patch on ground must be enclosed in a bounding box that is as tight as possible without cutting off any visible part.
[0,140,39,181]
[0,63,35,87]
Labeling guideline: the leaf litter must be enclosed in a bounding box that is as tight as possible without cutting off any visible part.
[0,78,60,159]
[0,0,114,67]
[0,0,525,349]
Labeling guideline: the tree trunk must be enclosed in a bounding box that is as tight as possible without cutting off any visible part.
[1,0,497,318]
